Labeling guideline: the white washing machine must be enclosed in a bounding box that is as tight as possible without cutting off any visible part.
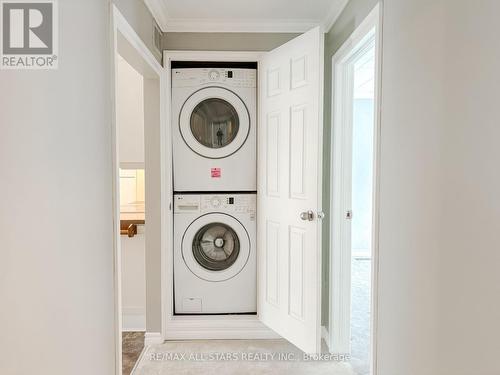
[174,193,256,314]
[172,65,257,192]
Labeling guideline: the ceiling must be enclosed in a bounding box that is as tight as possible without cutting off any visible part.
[144,0,349,33]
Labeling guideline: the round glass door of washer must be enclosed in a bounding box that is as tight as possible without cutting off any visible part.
[182,213,250,282]
[179,87,250,159]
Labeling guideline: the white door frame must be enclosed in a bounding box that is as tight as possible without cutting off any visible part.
[329,3,382,373]
[162,51,279,340]
[110,5,167,374]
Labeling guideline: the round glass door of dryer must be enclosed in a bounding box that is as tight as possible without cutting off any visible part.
[190,98,240,149]
[179,87,250,159]
[182,213,250,282]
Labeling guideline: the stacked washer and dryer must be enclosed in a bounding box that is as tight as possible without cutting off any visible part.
[172,63,257,314]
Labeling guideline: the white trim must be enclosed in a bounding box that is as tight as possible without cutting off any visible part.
[144,1,347,33]
[328,3,382,374]
[162,50,277,341]
[143,0,170,32]
[370,4,384,374]
[111,5,166,375]
[113,6,163,76]
[109,8,122,374]
[144,332,164,346]
[322,0,350,33]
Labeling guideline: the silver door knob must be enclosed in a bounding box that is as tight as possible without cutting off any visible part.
[300,210,315,221]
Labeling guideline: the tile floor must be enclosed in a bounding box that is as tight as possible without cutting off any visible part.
[122,332,145,375]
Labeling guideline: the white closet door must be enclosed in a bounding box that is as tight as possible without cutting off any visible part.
[257,26,324,354]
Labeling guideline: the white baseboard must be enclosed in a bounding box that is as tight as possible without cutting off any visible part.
[164,316,281,340]
[122,307,146,332]
[144,332,164,346]
[321,325,330,350]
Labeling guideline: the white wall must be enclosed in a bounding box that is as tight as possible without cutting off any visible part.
[326,0,500,374]
[0,1,115,374]
[438,0,500,373]
[121,232,146,331]
[378,0,500,374]
[376,0,445,371]
[117,55,145,167]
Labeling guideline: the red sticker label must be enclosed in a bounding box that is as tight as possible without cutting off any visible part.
[211,168,221,178]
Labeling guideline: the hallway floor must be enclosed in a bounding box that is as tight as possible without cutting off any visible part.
[123,332,145,375]
[132,339,355,375]
[125,260,371,375]
[350,257,371,375]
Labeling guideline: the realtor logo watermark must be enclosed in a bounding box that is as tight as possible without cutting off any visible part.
[1,0,58,69]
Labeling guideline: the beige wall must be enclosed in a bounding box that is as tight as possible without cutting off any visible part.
[162,32,298,51]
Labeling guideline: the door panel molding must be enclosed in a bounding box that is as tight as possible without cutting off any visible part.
[258,26,324,354]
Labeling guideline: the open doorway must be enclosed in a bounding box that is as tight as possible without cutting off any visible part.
[329,4,381,375]
[111,5,166,375]
[117,53,146,374]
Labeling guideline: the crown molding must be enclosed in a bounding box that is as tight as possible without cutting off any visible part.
[322,0,350,33]
[143,0,170,31]
[143,0,349,34]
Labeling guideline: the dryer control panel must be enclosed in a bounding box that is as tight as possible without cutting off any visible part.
[172,68,256,88]
[174,194,256,215]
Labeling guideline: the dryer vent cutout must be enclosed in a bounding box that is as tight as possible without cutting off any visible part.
[211,168,221,178]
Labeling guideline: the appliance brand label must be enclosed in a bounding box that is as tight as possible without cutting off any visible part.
[211,168,221,178]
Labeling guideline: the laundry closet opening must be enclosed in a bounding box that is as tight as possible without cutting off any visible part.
[171,60,258,317]
[164,28,325,355]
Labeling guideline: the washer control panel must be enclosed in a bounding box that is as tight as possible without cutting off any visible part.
[174,194,256,215]
[172,68,256,88]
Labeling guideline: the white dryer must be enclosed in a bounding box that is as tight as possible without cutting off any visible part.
[174,193,256,314]
[172,65,256,192]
